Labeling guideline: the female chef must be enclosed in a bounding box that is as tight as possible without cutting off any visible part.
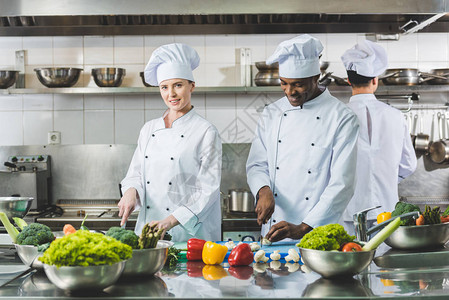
[118,43,222,242]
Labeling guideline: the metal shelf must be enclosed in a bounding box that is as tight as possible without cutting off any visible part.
[1,85,449,95]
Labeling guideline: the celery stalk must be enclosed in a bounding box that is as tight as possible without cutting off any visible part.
[13,217,28,231]
[362,217,401,251]
[0,212,20,243]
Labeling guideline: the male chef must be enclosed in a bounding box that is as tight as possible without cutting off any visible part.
[340,40,417,233]
[246,34,359,242]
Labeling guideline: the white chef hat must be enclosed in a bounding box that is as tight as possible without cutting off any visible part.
[144,43,200,86]
[266,34,323,79]
[341,40,388,77]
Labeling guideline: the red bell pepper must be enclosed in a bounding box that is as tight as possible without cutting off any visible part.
[228,266,254,280]
[186,261,206,277]
[186,238,206,261]
[228,243,254,266]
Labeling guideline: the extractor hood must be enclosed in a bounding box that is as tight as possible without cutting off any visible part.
[0,0,448,36]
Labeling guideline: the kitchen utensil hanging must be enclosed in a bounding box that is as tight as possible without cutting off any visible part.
[429,112,449,164]
[410,112,417,147]
[414,111,430,154]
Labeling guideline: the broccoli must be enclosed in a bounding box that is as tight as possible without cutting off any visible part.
[297,224,355,251]
[16,223,55,246]
[391,202,421,226]
[105,226,139,249]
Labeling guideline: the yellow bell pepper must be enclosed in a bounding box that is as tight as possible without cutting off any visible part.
[377,212,391,224]
[202,265,228,280]
[202,241,228,265]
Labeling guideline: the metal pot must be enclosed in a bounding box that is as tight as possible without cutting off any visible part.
[380,68,447,86]
[225,189,255,213]
[254,62,280,86]
[414,113,429,154]
[429,112,449,164]
[425,68,449,85]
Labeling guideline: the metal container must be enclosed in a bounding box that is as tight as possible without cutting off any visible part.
[426,68,449,85]
[43,261,125,290]
[139,71,151,87]
[122,240,172,276]
[385,222,449,250]
[14,244,43,269]
[254,62,280,86]
[0,70,19,89]
[380,68,420,86]
[34,68,82,88]
[91,68,126,87]
[0,197,33,219]
[226,189,255,213]
[299,247,376,278]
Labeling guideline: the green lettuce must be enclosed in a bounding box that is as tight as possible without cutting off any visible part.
[297,224,355,251]
[39,230,132,267]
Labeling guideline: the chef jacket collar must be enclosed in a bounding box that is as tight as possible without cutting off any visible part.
[165,106,196,128]
[349,93,377,104]
[281,88,330,111]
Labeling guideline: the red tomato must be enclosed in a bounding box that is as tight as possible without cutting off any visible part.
[341,242,363,252]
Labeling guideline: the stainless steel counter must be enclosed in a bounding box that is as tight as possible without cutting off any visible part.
[0,243,448,299]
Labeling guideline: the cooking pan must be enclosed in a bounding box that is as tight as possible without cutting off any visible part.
[414,112,430,154]
[380,68,446,86]
[429,112,449,164]
[425,68,449,85]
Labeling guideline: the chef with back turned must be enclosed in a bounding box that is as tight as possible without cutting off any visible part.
[246,34,360,242]
[339,40,417,234]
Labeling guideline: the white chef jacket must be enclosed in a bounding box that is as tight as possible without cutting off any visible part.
[121,108,222,242]
[246,89,359,238]
[342,93,417,222]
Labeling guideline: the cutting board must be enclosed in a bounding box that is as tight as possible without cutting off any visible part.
[173,241,300,262]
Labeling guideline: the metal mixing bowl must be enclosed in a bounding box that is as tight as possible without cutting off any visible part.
[34,68,83,88]
[43,261,125,290]
[0,197,33,219]
[0,70,19,89]
[91,68,126,87]
[385,222,449,250]
[299,247,376,278]
[122,240,173,276]
[139,71,151,87]
[14,244,40,267]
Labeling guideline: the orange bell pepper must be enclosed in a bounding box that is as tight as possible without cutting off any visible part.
[202,241,228,265]
[202,265,227,280]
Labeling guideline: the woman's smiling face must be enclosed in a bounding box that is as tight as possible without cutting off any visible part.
[159,78,195,114]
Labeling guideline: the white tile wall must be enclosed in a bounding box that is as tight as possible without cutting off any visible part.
[0,32,448,146]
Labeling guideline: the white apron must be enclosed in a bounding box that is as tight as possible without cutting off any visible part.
[246,89,359,238]
[121,108,222,242]
[342,94,417,224]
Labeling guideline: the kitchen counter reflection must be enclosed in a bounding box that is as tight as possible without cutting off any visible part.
[0,245,449,299]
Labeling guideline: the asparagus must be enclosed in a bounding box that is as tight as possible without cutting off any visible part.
[138,223,164,249]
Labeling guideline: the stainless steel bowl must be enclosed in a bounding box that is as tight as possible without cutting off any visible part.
[0,197,33,219]
[255,61,279,70]
[14,244,41,268]
[0,70,19,89]
[91,68,126,87]
[139,71,151,87]
[122,240,173,276]
[43,261,125,290]
[34,68,82,88]
[299,247,376,278]
[385,222,449,250]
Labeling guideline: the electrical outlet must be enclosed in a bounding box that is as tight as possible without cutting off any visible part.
[48,131,61,145]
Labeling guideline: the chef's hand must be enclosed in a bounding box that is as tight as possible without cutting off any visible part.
[255,186,275,225]
[149,215,180,239]
[118,187,138,226]
[265,221,312,242]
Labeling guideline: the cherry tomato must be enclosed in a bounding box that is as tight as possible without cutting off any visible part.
[341,242,363,252]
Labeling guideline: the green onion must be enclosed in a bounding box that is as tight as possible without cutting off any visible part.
[362,217,401,251]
